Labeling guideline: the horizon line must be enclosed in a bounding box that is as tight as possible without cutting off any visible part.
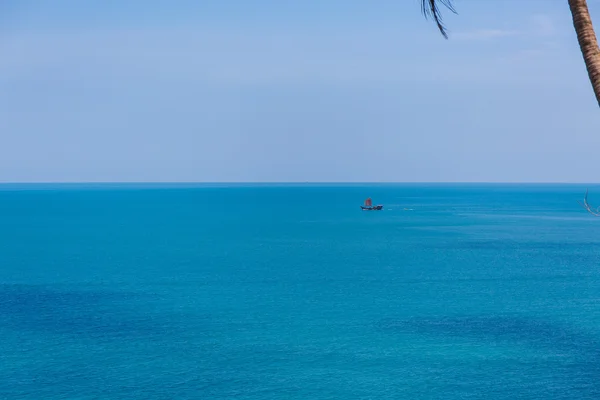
[0,181,599,185]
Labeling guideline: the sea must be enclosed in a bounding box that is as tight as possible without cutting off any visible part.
[1,183,600,399]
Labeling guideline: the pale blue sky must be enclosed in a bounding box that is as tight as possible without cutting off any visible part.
[1,0,600,182]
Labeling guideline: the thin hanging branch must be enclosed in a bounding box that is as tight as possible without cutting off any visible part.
[421,0,457,39]
[578,189,600,216]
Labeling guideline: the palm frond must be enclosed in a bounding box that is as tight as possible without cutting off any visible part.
[421,0,457,39]
[578,188,600,216]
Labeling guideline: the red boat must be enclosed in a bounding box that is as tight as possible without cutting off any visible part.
[361,197,383,210]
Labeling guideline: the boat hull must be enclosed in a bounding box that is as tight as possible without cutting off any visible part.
[361,205,383,210]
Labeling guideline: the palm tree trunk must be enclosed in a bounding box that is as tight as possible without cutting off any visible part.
[569,0,600,107]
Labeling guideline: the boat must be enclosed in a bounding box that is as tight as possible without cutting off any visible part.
[361,197,383,210]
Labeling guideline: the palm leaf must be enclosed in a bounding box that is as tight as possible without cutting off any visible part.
[421,0,457,39]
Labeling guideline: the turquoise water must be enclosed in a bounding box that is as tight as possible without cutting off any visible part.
[1,183,600,399]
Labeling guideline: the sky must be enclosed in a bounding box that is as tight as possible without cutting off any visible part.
[1,0,600,183]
